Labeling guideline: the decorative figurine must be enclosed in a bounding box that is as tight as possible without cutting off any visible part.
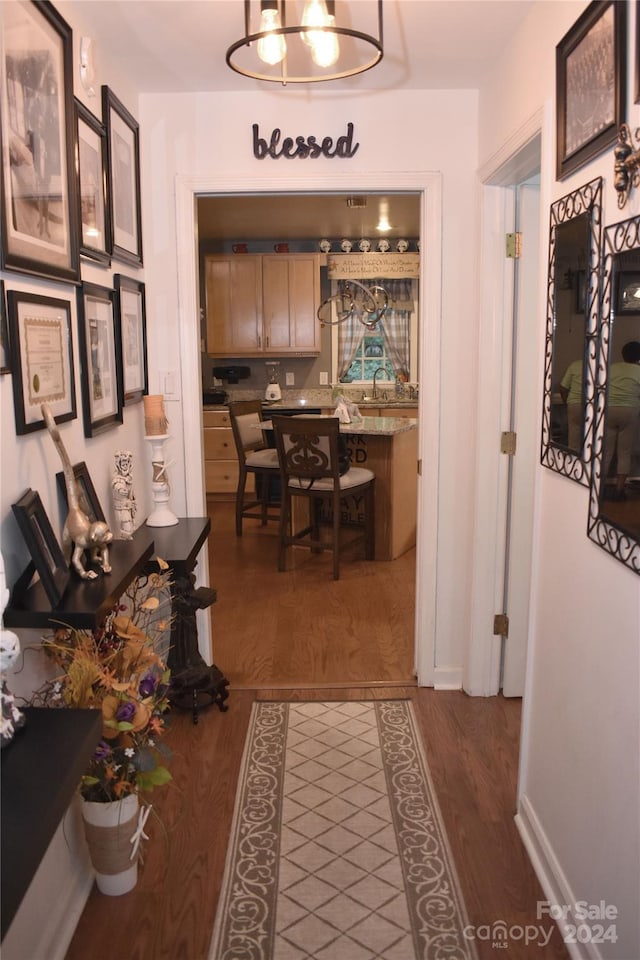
[358,238,371,252]
[111,451,137,540]
[340,238,353,253]
[42,403,113,579]
[0,553,25,748]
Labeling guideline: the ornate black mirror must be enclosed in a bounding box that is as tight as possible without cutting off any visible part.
[588,215,640,573]
[541,178,602,484]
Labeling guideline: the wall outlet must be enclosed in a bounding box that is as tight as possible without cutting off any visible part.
[285,372,295,386]
[319,371,329,385]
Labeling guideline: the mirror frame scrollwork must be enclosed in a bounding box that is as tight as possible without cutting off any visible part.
[541,177,603,485]
[587,214,640,574]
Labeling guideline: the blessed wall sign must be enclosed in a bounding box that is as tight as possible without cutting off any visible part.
[252,122,360,160]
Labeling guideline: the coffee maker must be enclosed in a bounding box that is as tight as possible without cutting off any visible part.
[264,361,282,402]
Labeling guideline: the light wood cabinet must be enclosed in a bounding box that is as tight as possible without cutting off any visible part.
[205,256,262,355]
[203,409,254,499]
[204,253,321,357]
[262,254,321,355]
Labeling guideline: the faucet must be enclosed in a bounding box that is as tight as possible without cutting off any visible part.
[372,367,391,400]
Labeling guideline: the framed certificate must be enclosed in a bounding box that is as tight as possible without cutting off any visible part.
[6,289,77,434]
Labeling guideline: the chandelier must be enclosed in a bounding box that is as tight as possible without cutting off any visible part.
[226,0,384,85]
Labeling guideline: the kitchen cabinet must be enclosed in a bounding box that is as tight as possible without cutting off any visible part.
[204,253,321,357]
[203,408,253,498]
[205,255,263,356]
[261,254,321,354]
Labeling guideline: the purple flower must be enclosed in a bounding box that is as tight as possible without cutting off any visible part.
[139,673,157,698]
[116,701,136,722]
[94,740,112,761]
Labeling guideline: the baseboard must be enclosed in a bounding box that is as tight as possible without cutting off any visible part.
[433,665,463,689]
[516,794,602,960]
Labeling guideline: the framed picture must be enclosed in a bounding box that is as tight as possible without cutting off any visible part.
[114,274,148,404]
[0,1,80,282]
[102,86,143,266]
[556,1,626,180]
[77,281,123,437]
[1,279,9,374]
[616,271,640,314]
[11,488,69,607]
[6,289,77,434]
[56,461,106,523]
[75,99,110,265]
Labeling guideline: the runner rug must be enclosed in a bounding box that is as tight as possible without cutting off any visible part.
[208,700,477,960]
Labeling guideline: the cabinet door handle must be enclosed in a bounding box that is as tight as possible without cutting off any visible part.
[266,335,269,348]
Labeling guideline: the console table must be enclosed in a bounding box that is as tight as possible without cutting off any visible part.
[149,518,229,721]
[1,708,102,940]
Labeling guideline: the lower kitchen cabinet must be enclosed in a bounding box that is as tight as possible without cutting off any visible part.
[203,409,254,499]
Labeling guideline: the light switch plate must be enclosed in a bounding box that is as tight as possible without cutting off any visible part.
[319,371,329,385]
[286,372,295,386]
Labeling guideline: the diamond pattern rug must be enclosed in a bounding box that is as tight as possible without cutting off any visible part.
[209,701,477,959]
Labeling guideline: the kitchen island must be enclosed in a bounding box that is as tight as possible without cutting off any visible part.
[338,416,418,561]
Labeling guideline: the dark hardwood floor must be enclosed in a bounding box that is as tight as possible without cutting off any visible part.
[66,504,569,959]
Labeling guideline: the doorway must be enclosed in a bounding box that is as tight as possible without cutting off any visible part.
[174,171,443,685]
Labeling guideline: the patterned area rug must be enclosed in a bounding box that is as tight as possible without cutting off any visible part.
[209,700,477,959]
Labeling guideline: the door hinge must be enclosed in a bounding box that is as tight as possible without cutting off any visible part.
[500,430,517,455]
[493,613,509,637]
[506,232,522,259]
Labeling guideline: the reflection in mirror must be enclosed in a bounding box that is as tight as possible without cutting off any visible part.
[541,178,602,485]
[588,215,640,573]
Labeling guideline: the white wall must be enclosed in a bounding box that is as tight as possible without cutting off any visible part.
[0,5,150,956]
[138,87,481,683]
[478,2,640,956]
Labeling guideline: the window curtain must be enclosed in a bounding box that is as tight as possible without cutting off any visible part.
[337,284,366,380]
[379,279,413,380]
[336,278,415,381]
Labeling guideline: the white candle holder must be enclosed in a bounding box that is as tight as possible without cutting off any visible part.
[144,435,178,527]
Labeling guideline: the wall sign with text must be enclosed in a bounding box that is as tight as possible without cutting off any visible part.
[253,122,359,159]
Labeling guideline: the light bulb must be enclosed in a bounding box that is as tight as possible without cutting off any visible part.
[310,13,339,67]
[300,0,328,46]
[257,6,286,65]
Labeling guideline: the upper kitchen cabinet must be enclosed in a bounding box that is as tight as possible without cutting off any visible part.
[204,253,321,357]
[205,255,263,355]
[262,254,321,355]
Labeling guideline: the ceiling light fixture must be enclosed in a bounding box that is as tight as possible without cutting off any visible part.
[226,0,383,86]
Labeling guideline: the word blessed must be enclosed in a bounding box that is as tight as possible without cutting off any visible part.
[252,122,360,160]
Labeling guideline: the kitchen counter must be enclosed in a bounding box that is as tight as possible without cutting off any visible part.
[339,415,417,437]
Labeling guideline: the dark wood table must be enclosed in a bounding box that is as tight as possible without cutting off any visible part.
[1,708,102,940]
[149,518,229,721]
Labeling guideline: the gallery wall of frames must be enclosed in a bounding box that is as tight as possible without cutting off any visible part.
[544,0,640,574]
[0,0,148,563]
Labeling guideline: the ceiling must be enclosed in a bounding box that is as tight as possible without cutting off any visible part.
[196,193,421,243]
[69,0,534,94]
[67,0,533,242]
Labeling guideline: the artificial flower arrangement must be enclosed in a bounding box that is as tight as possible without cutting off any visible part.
[30,559,173,803]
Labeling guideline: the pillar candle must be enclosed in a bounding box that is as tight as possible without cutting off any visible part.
[144,395,168,436]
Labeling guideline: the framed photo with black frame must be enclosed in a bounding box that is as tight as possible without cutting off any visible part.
[56,461,106,523]
[114,274,148,404]
[1,280,9,374]
[11,488,70,607]
[0,0,80,282]
[6,289,77,435]
[556,0,626,180]
[77,281,123,437]
[102,86,143,266]
[75,99,110,265]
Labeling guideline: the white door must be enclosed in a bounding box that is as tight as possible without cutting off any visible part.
[501,180,540,697]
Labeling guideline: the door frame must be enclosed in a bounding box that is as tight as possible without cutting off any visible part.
[174,171,442,685]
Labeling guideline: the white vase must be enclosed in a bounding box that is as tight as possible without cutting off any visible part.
[81,794,139,895]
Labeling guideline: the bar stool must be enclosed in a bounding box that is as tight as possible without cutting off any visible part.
[228,400,280,536]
